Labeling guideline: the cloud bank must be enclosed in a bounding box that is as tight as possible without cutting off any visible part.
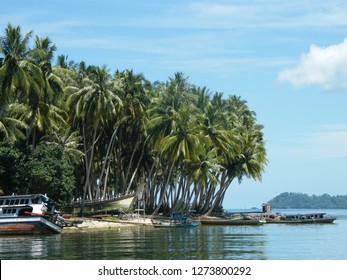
[278,39,347,90]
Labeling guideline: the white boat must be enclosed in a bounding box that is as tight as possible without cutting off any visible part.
[65,193,135,215]
[0,194,65,234]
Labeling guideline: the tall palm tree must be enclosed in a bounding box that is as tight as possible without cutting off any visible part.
[204,96,267,214]
[115,70,150,194]
[148,74,203,214]
[25,36,66,145]
[67,65,122,208]
[147,73,197,147]
[0,24,32,105]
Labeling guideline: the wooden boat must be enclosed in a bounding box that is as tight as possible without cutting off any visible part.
[151,219,200,227]
[199,215,266,226]
[61,214,84,227]
[258,204,336,224]
[0,194,66,234]
[151,211,200,228]
[65,193,135,215]
[283,213,336,224]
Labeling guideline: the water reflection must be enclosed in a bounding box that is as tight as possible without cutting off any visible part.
[0,225,267,260]
[195,226,266,260]
[3,210,346,259]
[0,235,52,259]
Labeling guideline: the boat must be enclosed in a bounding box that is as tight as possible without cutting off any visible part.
[60,214,84,227]
[0,194,66,234]
[151,211,200,228]
[65,193,136,215]
[283,213,336,223]
[199,214,266,226]
[257,203,336,224]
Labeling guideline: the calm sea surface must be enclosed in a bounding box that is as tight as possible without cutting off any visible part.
[1,209,346,260]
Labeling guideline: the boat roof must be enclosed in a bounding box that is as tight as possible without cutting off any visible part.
[0,194,60,206]
[0,194,48,199]
[286,213,326,216]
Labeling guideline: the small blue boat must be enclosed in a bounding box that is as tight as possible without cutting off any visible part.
[151,211,200,227]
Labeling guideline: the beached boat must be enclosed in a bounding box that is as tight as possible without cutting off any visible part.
[0,194,65,234]
[66,193,135,215]
[257,204,336,224]
[151,211,200,228]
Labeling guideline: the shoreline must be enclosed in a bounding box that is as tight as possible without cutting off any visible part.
[63,217,153,230]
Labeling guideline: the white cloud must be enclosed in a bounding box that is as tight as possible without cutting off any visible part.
[304,129,347,158]
[276,125,347,160]
[185,1,347,29]
[277,39,347,90]
[189,3,254,17]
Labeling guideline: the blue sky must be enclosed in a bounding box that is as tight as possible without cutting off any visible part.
[2,0,347,208]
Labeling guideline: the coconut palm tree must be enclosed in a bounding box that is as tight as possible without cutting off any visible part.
[147,74,205,214]
[24,36,66,146]
[204,96,267,214]
[0,103,28,141]
[0,24,33,105]
[42,127,84,165]
[114,70,150,194]
[67,65,122,209]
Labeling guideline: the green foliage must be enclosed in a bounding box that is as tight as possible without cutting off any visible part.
[24,144,75,206]
[0,141,75,206]
[0,141,26,194]
[268,192,347,209]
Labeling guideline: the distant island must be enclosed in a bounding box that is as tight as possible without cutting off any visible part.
[267,192,347,209]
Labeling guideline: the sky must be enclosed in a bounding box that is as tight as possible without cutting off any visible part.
[2,0,347,208]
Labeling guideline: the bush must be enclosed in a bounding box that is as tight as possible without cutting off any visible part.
[0,141,75,207]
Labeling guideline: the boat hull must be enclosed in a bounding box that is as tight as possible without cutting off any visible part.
[296,218,335,224]
[0,216,63,235]
[263,219,301,224]
[66,195,135,214]
[261,216,336,224]
[199,218,265,226]
[152,221,200,228]
[264,219,335,224]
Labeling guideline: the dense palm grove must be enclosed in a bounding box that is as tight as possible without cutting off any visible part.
[0,24,267,215]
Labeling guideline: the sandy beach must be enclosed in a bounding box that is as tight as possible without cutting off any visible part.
[64,217,153,230]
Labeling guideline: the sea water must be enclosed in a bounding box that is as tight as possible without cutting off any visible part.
[0,209,346,260]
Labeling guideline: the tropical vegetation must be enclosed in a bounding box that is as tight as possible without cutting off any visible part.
[0,24,267,214]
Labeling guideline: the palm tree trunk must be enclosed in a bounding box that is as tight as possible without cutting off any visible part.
[146,160,157,209]
[206,175,233,215]
[125,145,144,194]
[152,161,175,215]
[81,124,97,213]
[100,123,121,198]
[124,140,140,185]
[172,178,191,212]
